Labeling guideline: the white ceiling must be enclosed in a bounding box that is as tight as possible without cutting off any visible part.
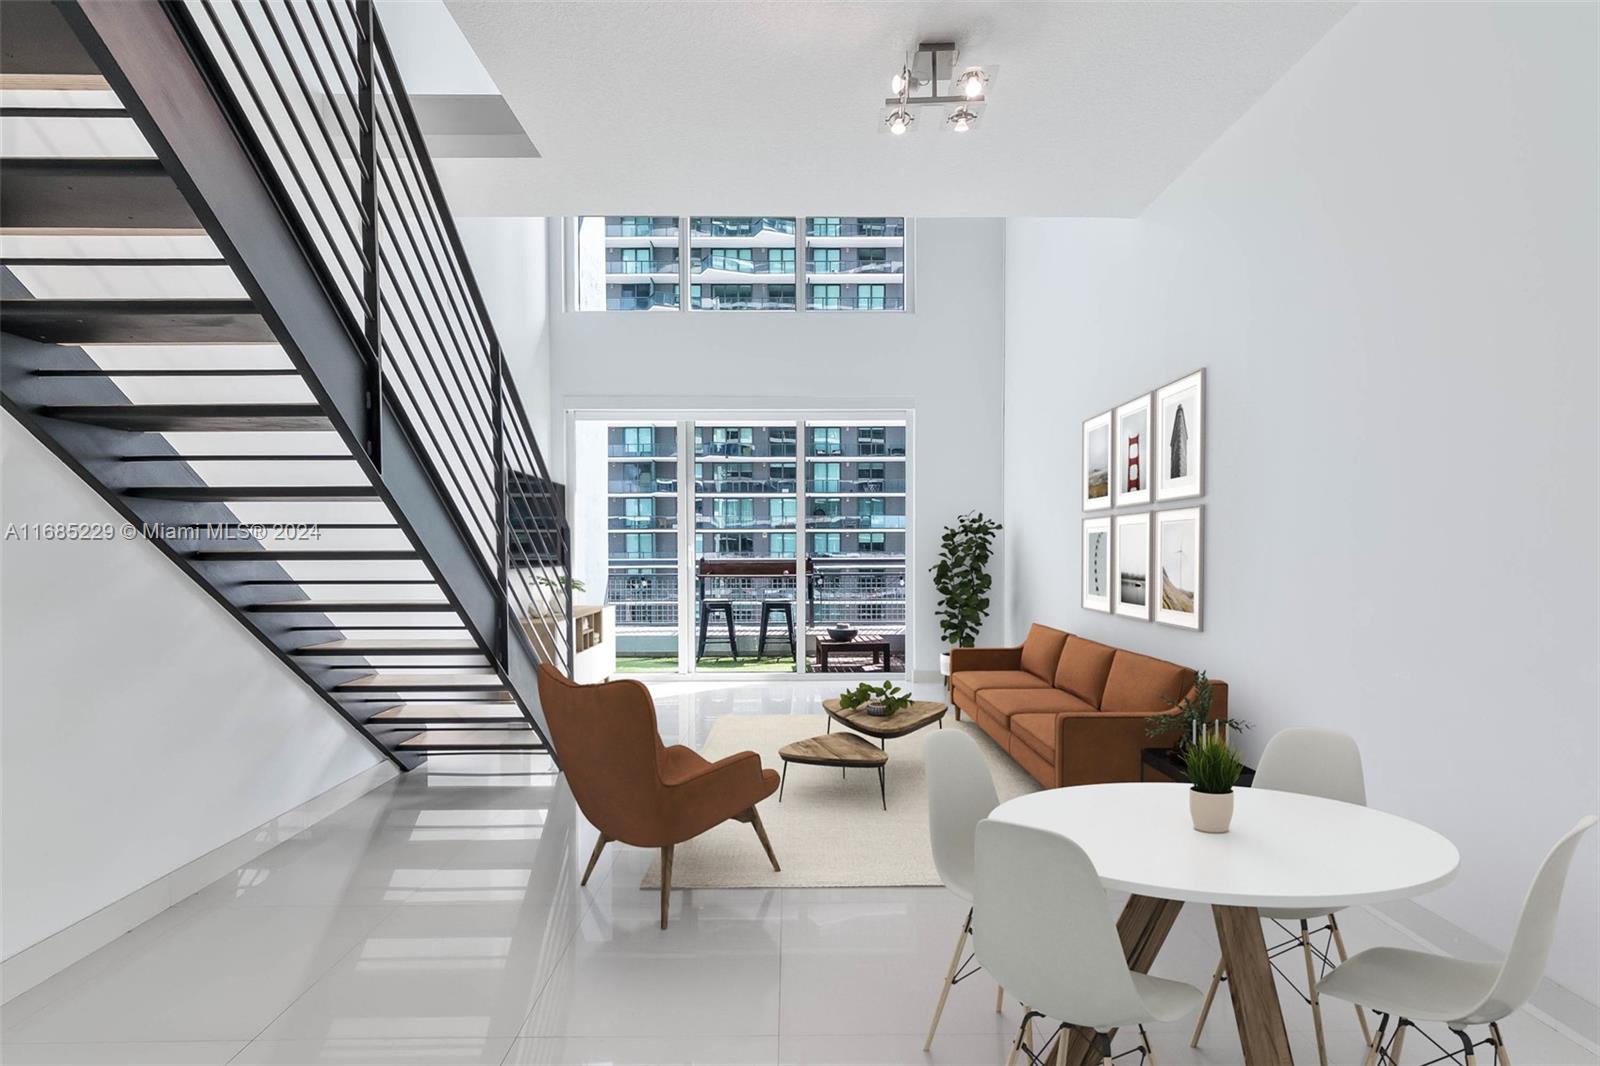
[439,0,1351,218]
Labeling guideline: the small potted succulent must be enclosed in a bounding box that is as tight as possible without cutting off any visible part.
[1184,722,1244,833]
[838,680,912,718]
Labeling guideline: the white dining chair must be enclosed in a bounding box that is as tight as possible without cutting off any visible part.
[1318,815,1597,1066]
[975,818,1202,1066]
[1190,727,1371,1065]
[923,729,1003,1051]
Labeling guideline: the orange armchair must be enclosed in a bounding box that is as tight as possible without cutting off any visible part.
[537,665,781,927]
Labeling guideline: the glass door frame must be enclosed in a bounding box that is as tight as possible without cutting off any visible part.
[570,407,914,680]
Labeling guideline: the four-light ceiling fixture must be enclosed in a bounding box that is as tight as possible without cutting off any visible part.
[884,41,992,135]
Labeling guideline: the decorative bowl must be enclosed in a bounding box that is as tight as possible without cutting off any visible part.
[827,625,858,642]
[864,700,891,717]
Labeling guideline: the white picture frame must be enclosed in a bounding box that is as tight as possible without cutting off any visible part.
[1082,515,1112,613]
[1113,393,1154,507]
[1113,512,1152,620]
[1154,506,1203,630]
[1155,369,1204,501]
[1083,410,1112,511]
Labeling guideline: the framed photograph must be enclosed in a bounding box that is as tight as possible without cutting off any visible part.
[1113,393,1153,507]
[1083,410,1112,511]
[1082,516,1112,612]
[1155,507,1203,629]
[1155,369,1204,501]
[1113,512,1152,619]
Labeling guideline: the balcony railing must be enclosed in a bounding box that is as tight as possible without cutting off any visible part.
[609,516,677,530]
[807,294,906,311]
[606,219,679,237]
[609,478,678,493]
[608,291,679,311]
[806,219,905,237]
[608,442,677,457]
[691,217,796,237]
[805,258,905,274]
[807,478,907,493]
[692,255,796,275]
[692,294,797,311]
[606,257,679,274]
[174,0,573,674]
[696,478,797,493]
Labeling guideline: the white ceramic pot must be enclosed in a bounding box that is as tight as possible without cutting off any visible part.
[939,651,952,677]
[1189,789,1235,834]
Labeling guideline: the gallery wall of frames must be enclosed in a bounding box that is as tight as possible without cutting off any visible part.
[1081,369,1205,630]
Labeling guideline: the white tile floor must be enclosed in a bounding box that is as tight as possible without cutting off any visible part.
[3,679,1596,1065]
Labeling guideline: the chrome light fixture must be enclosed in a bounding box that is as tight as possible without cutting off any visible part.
[881,42,994,135]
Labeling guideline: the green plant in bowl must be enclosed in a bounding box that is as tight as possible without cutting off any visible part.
[1183,731,1243,794]
[838,681,912,717]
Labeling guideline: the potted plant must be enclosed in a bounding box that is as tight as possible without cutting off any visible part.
[838,680,912,718]
[929,512,1002,677]
[1184,723,1244,833]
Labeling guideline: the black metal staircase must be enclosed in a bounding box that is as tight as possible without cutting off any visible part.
[0,0,572,770]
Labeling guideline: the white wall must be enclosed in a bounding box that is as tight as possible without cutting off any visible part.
[549,218,1008,674]
[457,215,553,449]
[1003,2,1598,1000]
[0,418,384,959]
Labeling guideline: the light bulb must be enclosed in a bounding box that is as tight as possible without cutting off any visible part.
[886,109,913,135]
[958,67,985,100]
[890,69,908,96]
[948,107,975,132]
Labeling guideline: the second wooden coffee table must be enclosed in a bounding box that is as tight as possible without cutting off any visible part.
[822,697,947,747]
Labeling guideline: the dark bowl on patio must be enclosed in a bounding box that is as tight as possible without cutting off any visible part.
[827,625,858,642]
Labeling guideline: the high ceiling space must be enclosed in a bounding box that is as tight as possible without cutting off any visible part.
[441,0,1351,217]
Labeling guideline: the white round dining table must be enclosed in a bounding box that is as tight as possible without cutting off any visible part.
[988,782,1460,1066]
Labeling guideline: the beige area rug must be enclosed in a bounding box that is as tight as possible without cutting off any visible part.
[641,714,1037,889]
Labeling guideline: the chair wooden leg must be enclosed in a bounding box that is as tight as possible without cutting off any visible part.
[1141,1025,1159,1066]
[996,984,1005,1013]
[1301,920,1330,1066]
[745,806,780,871]
[1004,1008,1029,1066]
[1490,1023,1510,1066]
[1330,913,1373,1047]
[1190,953,1225,1046]
[1363,1015,1390,1066]
[1389,1020,1408,1065]
[658,844,674,930]
[580,834,609,886]
[923,908,971,1050]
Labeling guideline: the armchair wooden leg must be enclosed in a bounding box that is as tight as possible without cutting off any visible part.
[747,806,780,871]
[580,834,609,886]
[1190,954,1225,1046]
[659,844,674,930]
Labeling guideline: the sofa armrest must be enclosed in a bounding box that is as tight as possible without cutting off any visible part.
[1054,712,1162,787]
[949,645,1023,673]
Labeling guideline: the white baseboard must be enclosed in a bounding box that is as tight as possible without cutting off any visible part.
[1371,898,1599,1051]
[0,760,398,1002]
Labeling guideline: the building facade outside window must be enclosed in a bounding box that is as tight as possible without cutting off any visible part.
[577,217,906,311]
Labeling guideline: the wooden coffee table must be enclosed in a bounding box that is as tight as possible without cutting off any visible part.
[822,697,947,747]
[778,733,889,810]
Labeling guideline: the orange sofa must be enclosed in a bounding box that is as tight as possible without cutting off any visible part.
[950,624,1228,789]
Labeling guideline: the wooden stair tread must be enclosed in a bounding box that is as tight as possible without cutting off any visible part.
[2,299,273,344]
[41,403,327,432]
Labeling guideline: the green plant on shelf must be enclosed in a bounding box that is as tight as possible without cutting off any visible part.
[1144,672,1247,748]
[1183,725,1244,795]
[838,680,912,715]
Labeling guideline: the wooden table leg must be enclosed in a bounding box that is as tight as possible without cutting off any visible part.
[1213,905,1295,1065]
[1059,895,1184,1066]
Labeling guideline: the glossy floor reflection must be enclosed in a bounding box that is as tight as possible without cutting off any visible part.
[2,680,1595,1065]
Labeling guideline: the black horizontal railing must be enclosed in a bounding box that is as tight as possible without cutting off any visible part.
[169,0,572,676]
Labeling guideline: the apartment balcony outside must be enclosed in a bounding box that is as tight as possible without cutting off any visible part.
[806,426,909,457]
[690,216,797,239]
[605,254,680,275]
[608,477,679,494]
[606,216,679,238]
[804,256,905,276]
[606,284,679,311]
[691,284,795,311]
[807,217,905,238]
[807,286,905,312]
[806,477,907,494]
[608,515,677,531]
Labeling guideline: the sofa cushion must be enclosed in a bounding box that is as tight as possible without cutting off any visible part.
[1099,650,1197,714]
[952,669,1049,703]
[1054,636,1118,706]
[1010,712,1060,762]
[976,686,1095,721]
[1019,624,1070,682]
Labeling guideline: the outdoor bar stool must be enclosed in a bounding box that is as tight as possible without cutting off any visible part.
[698,599,738,661]
[757,600,796,658]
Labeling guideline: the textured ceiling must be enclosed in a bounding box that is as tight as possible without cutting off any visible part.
[440,1,1351,217]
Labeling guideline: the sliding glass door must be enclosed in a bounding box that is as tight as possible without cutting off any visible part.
[575,412,909,677]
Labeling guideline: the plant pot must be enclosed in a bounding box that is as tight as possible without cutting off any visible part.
[1189,789,1234,834]
[864,700,891,717]
[939,651,952,677]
